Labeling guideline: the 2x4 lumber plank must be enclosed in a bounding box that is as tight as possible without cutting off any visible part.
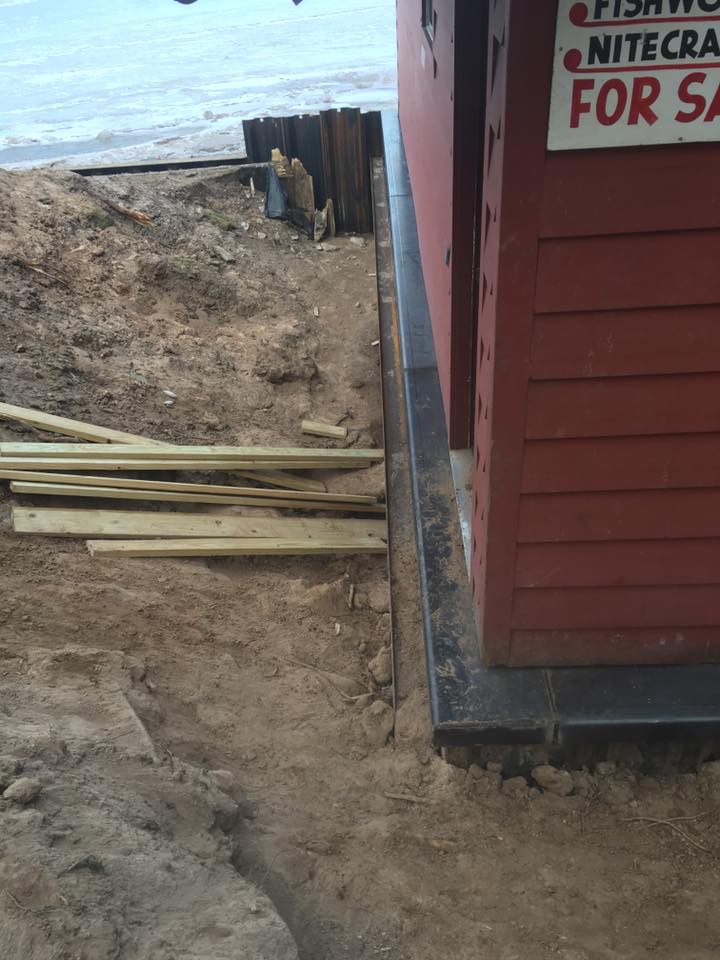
[0,471,377,505]
[234,470,327,493]
[0,443,383,462]
[87,537,388,557]
[9,482,387,514]
[0,402,163,445]
[12,507,387,540]
[0,458,368,472]
[301,420,348,440]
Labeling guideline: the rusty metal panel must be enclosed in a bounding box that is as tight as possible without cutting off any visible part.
[243,108,380,232]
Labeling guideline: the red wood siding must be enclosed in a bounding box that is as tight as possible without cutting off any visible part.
[470,0,720,666]
[397,0,485,448]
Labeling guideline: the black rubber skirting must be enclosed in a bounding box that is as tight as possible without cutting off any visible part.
[379,110,720,747]
[72,155,253,176]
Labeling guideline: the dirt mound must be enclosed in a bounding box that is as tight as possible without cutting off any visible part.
[0,646,298,960]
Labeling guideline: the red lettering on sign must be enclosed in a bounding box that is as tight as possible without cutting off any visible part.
[676,72,708,122]
[597,79,628,126]
[570,79,595,127]
[628,77,660,125]
[705,83,720,122]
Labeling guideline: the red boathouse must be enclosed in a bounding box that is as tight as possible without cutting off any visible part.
[396,0,720,668]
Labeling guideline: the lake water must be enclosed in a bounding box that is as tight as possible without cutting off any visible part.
[0,0,397,168]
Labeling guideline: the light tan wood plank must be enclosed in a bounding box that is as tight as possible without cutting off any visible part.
[0,402,163,445]
[235,470,327,493]
[87,537,388,557]
[301,420,348,440]
[0,470,376,505]
[0,458,368,472]
[12,507,388,540]
[0,443,382,462]
[9,482,387,514]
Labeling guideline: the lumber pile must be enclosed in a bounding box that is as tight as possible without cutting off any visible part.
[0,404,386,559]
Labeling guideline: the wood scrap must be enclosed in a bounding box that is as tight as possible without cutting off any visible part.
[0,458,370,472]
[77,182,153,225]
[0,442,382,462]
[12,507,388,541]
[87,537,387,558]
[235,470,327,493]
[14,257,71,289]
[9,481,387,514]
[0,402,162,445]
[0,470,377,505]
[301,420,348,440]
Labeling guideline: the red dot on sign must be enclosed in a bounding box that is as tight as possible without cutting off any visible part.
[569,2,589,26]
[564,48,583,72]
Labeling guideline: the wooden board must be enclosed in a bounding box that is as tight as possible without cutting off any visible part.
[515,540,720,589]
[540,147,720,240]
[12,507,387,541]
[301,420,348,440]
[510,627,720,667]
[0,402,162,445]
[9,482,386,514]
[518,490,720,544]
[87,537,388,557]
[526,374,720,440]
[0,458,368,472]
[530,306,720,381]
[235,470,327,493]
[511,585,720,631]
[0,443,382,462]
[535,230,720,314]
[0,470,376,505]
[522,434,720,493]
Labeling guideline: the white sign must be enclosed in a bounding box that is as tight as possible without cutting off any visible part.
[548,0,720,150]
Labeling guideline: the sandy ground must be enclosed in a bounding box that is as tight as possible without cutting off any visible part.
[1,167,720,960]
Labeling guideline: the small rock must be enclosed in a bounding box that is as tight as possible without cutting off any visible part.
[531,765,574,797]
[349,236,367,247]
[700,760,720,781]
[368,647,392,686]
[598,780,635,807]
[595,760,617,777]
[354,693,374,710]
[208,769,236,793]
[570,770,597,798]
[469,764,501,794]
[502,776,530,799]
[3,777,42,805]
[162,388,177,399]
[256,231,267,240]
[214,246,236,264]
[366,583,390,615]
[211,793,240,833]
[15,344,26,353]
[361,700,394,747]
[0,757,23,791]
